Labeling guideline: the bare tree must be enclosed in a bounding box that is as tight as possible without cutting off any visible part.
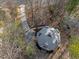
[25,0,67,28]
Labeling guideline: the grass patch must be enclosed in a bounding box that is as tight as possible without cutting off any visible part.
[26,42,36,57]
[68,35,79,59]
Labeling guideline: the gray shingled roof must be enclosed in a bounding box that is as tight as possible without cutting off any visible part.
[36,26,60,51]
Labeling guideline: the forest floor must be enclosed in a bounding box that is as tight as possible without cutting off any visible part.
[0,27,3,59]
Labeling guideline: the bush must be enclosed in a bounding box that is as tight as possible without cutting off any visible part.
[66,0,79,14]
